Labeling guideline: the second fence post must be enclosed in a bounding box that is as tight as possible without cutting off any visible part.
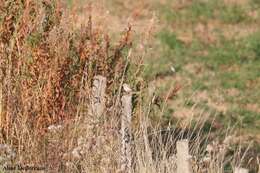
[234,167,249,173]
[177,139,193,173]
[90,75,107,119]
[120,84,133,173]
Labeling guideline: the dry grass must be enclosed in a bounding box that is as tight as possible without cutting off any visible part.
[0,0,133,169]
[0,0,258,172]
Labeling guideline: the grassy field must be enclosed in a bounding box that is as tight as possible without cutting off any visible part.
[101,0,260,138]
[157,0,260,134]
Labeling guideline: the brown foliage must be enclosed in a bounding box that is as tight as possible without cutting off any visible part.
[0,0,132,136]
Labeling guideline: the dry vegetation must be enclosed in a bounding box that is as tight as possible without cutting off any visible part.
[0,0,259,172]
[0,0,133,170]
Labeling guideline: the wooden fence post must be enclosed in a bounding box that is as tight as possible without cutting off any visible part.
[120,84,133,173]
[234,167,249,173]
[90,75,107,119]
[177,139,192,173]
[86,75,107,145]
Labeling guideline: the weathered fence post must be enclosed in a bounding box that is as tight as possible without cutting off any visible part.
[90,75,107,119]
[77,75,107,169]
[234,167,249,173]
[120,84,133,173]
[85,75,106,149]
[177,139,192,173]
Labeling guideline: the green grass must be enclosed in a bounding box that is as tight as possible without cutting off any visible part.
[160,0,250,23]
[239,109,260,129]
[184,0,220,22]
[159,31,184,50]
[219,5,249,24]
[145,0,260,136]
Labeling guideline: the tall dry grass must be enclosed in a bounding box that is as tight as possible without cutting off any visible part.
[0,0,258,172]
[0,0,132,169]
